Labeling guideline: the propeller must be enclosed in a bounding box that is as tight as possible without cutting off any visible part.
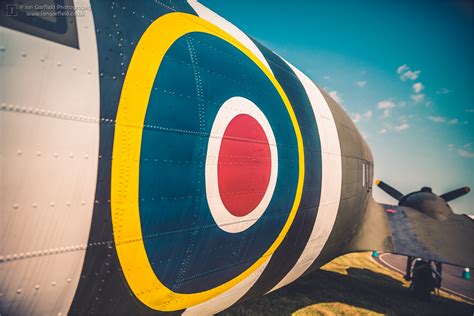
[440,187,471,202]
[375,180,404,201]
[375,180,470,203]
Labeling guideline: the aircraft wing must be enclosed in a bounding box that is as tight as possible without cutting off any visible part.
[348,198,474,268]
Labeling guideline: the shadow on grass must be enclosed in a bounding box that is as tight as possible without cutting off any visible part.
[219,267,473,316]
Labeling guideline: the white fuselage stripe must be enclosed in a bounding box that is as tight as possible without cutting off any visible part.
[269,61,342,293]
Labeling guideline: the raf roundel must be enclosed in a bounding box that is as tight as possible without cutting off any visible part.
[110,12,305,312]
[206,97,278,233]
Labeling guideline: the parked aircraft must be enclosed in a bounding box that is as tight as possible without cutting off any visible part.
[1,1,472,314]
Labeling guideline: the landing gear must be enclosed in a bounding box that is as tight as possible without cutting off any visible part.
[405,257,442,301]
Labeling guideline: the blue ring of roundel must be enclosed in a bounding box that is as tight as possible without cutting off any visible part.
[138,32,299,293]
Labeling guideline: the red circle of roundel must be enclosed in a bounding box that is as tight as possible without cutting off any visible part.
[217,114,271,217]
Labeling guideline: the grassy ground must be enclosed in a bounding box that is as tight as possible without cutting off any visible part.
[219,253,473,316]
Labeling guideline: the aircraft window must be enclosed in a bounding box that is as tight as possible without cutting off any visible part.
[362,162,366,187]
[366,162,370,188]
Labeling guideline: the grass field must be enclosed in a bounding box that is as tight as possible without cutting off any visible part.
[219,253,473,316]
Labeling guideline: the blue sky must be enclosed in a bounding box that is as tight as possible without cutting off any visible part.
[200,0,474,214]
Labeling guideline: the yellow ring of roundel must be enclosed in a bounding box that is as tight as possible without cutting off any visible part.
[111,12,305,311]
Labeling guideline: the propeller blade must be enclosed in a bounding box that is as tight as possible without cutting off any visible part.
[375,180,404,201]
[440,187,471,202]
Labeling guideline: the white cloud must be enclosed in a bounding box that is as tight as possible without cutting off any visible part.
[352,110,372,123]
[457,148,474,158]
[397,64,421,81]
[411,94,425,103]
[412,82,424,93]
[428,116,446,123]
[394,123,409,132]
[363,110,373,120]
[352,113,362,123]
[448,144,474,158]
[399,114,413,121]
[378,115,411,134]
[397,64,409,74]
[323,75,331,80]
[466,109,474,113]
[328,90,343,104]
[377,100,395,118]
[401,70,420,81]
[436,88,451,95]
[356,80,367,87]
[377,100,396,109]
[428,116,459,125]
[361,130,369,140]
